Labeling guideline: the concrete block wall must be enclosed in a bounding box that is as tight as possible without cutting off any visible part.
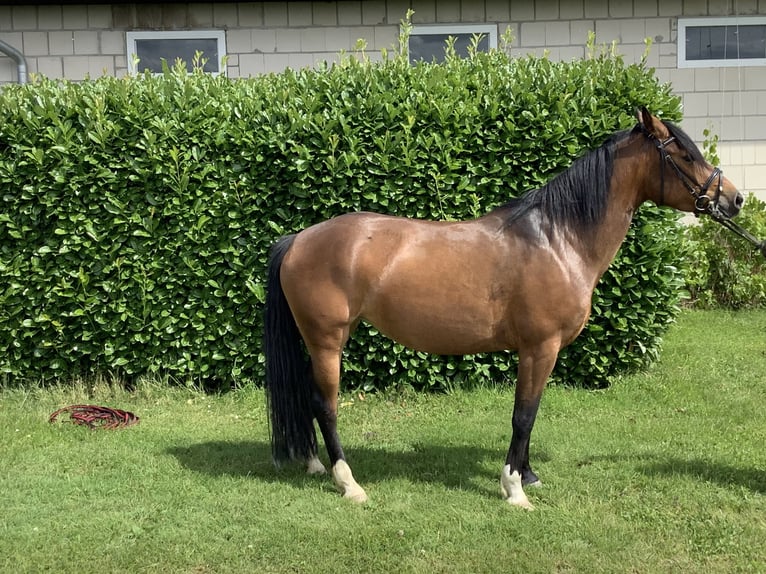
[0,4,123,80]
[0,0,764,198]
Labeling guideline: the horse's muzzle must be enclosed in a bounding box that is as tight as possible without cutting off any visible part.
[717,191,744,219]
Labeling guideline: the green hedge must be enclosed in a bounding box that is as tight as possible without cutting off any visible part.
[683,194,766,309]
[0,41,686,389]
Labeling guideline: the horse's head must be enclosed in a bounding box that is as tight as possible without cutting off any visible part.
[636,107,744,219]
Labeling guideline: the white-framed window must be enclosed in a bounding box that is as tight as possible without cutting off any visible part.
[408,24,497,64]
[678,16,766,68]
[126,30,227,75]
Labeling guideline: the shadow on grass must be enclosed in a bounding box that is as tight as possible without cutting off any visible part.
[580,453,766,495]
[167,440,536,498]
[640,457,766,494]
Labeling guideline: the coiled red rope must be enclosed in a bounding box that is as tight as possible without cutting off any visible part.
[49,405,140,430]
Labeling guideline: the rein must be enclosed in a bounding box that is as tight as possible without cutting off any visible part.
[709,211,766,258]
[644,128,766,258]
[49,404,140,429]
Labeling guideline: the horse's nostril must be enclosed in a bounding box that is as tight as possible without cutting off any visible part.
[736,193,744,208]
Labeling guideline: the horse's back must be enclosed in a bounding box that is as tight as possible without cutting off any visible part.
[286,211,448,271]
[280,211,433,318]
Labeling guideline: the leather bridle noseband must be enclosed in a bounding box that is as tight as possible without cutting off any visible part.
[643,128,724,216]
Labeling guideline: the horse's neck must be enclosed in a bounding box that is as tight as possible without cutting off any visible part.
[570,170,645,286]
[577,142,651,282]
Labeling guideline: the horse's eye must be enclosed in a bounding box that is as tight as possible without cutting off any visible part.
[682,154,693,163]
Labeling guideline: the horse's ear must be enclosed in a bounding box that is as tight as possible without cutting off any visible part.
[636,106,652,129]
[636,107,668,139]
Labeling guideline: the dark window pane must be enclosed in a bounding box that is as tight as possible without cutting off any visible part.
[738,26,766,58]
[686,25,766,60]
[135,38,220,73]
[409,33,490,64]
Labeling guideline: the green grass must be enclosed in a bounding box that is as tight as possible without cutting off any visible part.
[2,310,766,573]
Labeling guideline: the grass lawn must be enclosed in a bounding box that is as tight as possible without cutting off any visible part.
[1,310,765,573]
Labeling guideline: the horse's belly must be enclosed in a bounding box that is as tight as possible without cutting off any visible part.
[356,248,511,354]
[364,300,505,355]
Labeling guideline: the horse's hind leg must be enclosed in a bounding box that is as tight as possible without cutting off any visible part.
[309,347,368,503]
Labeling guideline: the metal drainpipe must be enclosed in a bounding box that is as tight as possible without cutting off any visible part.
[0,38,28,84]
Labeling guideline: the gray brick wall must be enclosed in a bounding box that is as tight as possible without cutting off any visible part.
[0,0,764,198]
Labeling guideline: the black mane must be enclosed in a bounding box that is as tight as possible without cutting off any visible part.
[492,119,701,233]
[663,119,705,163]
[494,129,629,232]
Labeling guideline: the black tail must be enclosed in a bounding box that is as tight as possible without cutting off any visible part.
[264,234,317,464]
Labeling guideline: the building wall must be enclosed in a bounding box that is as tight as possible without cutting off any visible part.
[1,0,764,200]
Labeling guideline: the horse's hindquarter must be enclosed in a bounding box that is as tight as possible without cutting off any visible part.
[281,212,593,356]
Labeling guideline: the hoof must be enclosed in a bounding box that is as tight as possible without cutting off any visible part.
[506,496,535,511]
[525,479,543,488]
[522,470,541,487]
[332,460,368,503]
[342,485,369,504]
[306,457,327,475]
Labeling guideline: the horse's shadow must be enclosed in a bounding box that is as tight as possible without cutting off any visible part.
[638,456,766,494]
[580,452,766,495]
[167,441,766,498]
[166,440,525,497]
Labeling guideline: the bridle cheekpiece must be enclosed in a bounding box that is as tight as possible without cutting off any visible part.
[642,127,724,217]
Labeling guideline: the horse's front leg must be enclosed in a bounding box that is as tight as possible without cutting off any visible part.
[502,342,559,510]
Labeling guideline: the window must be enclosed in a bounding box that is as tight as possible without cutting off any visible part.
[126,31,227,75]
[408,24,497,64]
[678,16,766,68]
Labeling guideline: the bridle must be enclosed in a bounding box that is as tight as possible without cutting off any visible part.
[643,126,765,258]
[643,128,723,216]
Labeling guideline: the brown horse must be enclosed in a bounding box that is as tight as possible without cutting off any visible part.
[263,108,743,509]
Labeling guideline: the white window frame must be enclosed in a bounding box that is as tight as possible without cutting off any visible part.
[408,24,498,63]
[126,30,227,75]
[678,16,766,68]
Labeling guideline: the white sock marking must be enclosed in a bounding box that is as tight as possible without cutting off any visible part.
[501,465,534,510]
[306,456,327,475]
